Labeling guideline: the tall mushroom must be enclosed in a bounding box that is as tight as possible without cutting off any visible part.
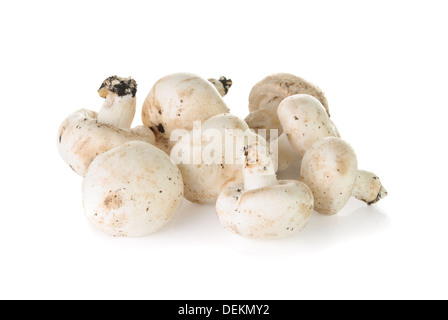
[215,134,314,239]
[141,73,230,154]
[300,137,387,215]
[83,141,183,237]
[57,76,155,176]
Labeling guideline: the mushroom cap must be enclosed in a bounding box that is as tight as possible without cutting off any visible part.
[171,114,249,204]
[216,180,314,239]
[82,141,183,237]
[142,73,230,152]
[245,73,329,134]
[57,109,155,176]
[278,94,338,158]
[300,137,358,215]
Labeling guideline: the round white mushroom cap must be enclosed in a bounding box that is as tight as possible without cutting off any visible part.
[300,137,357,215]
[301,137,387,215]
[82,141,183,237]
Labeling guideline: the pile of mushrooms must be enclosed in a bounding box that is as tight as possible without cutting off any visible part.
[57,73,387,239]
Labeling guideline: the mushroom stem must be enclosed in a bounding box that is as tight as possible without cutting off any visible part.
[208,76,233,97]
[352,170,388,205]
[98,94,136,129]
[97,76,137,129]
[243,138,278,192]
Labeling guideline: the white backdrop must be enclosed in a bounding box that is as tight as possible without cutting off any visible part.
[1,0,447,299]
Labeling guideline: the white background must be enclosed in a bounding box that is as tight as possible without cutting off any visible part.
[1,0,447,300]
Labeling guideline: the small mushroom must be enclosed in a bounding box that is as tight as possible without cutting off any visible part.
[300,137,387,215]
[82,141,183,237]
[277,94,340,158]
[141,73,230,153]
[245,73,329,137]
[215,137,314,239]
[170,113,250,204]
[57,76,155,176]
[208,76,233,97]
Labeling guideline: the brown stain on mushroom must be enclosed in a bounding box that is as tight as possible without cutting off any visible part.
[89,210,128,236]
[226,223,241,235]
[144,167,156,176]
[187,187,218,204]
[310,151,326,171]
[109,213,128,231]
[243,146,262,170]
[103,192,123,210]
[221,176,237,190]
[267,96,281,104]
[300,202,312,217]
[254,215,275,229]
[335,155,349,176]
[72,136,103,172]
[246,220,278,238]
[142,106,148,121]
[74,136,92,155]
[178,87,195,99]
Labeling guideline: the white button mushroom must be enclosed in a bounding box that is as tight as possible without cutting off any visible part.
[245,73,330,136]
[82,141,183,237]
[170,113,250,204]
[57,76,155,176]
[215,136,314,239]
[300,137,387,215]
[277,94,340,158]
[141,73,230,154]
